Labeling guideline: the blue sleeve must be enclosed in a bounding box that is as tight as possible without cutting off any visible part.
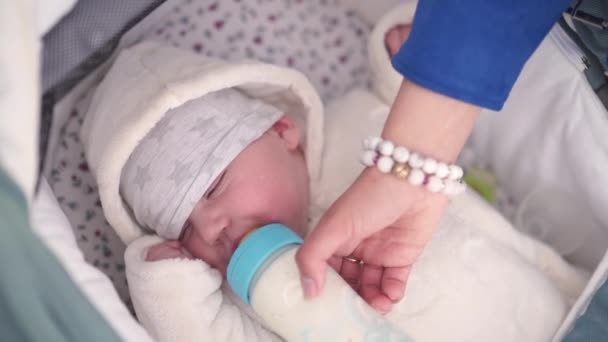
[392,0,572,110]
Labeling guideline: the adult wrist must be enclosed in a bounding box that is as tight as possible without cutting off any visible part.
[381,79,480,163]
[361,136,466,196]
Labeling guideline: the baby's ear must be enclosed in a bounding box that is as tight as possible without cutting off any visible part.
[271,115,301,150]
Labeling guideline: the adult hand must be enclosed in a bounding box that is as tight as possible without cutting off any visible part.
[297,167,448,313]
[296,79,480,313]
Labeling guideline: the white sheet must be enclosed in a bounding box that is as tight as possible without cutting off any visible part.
[35,0,76,36]
[0,1,40,204]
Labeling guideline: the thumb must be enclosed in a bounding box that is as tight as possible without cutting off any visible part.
[296,212,354,299]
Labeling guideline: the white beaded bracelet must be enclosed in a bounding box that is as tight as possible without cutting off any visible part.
[361,137,466,196]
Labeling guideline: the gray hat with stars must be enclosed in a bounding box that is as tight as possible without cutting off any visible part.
[120,88,283,239]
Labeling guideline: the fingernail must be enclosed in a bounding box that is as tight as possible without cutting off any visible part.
[301,277,318,298]
[372,300,392,315]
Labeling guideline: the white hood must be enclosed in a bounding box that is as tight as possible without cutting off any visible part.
[81,41,324,244]
[368,1,417,105]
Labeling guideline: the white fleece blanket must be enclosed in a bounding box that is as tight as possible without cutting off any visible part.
[124,87,587,341]
[83,4,589,341]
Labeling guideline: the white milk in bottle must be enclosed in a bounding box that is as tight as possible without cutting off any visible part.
[227,224,411,342]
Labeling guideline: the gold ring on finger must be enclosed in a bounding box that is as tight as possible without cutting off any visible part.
[343,256,364,265]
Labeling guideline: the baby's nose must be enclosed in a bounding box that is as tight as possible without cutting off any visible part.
[200,214,230,244]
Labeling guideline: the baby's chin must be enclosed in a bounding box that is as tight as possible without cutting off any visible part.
[219,265,229,279]
[213,260,230,279]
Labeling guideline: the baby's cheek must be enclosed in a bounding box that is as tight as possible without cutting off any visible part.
[272,187,308,232]
[184,239,228,272]
[183,239,206,260]
[181,234,205,260]
[240,177,306,231]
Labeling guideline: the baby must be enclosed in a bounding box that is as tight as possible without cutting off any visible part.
[81,11,586,342]
[143,12,412,274]
[123,89,311,278]
[142,25,413,274]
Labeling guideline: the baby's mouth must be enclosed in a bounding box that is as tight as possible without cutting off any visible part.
[230,229,258,255]
[221,235,238,256]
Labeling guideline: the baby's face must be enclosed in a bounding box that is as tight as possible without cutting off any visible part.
[179,116,310,276]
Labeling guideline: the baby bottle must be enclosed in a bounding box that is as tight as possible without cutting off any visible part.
[227,223,411,342]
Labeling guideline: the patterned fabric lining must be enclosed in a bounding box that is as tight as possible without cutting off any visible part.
[141,0,372,101]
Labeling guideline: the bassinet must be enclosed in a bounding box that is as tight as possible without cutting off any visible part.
[2,0,608,341]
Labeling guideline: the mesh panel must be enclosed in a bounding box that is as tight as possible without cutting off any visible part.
[40,0,165,176]
[42,0,165,93]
